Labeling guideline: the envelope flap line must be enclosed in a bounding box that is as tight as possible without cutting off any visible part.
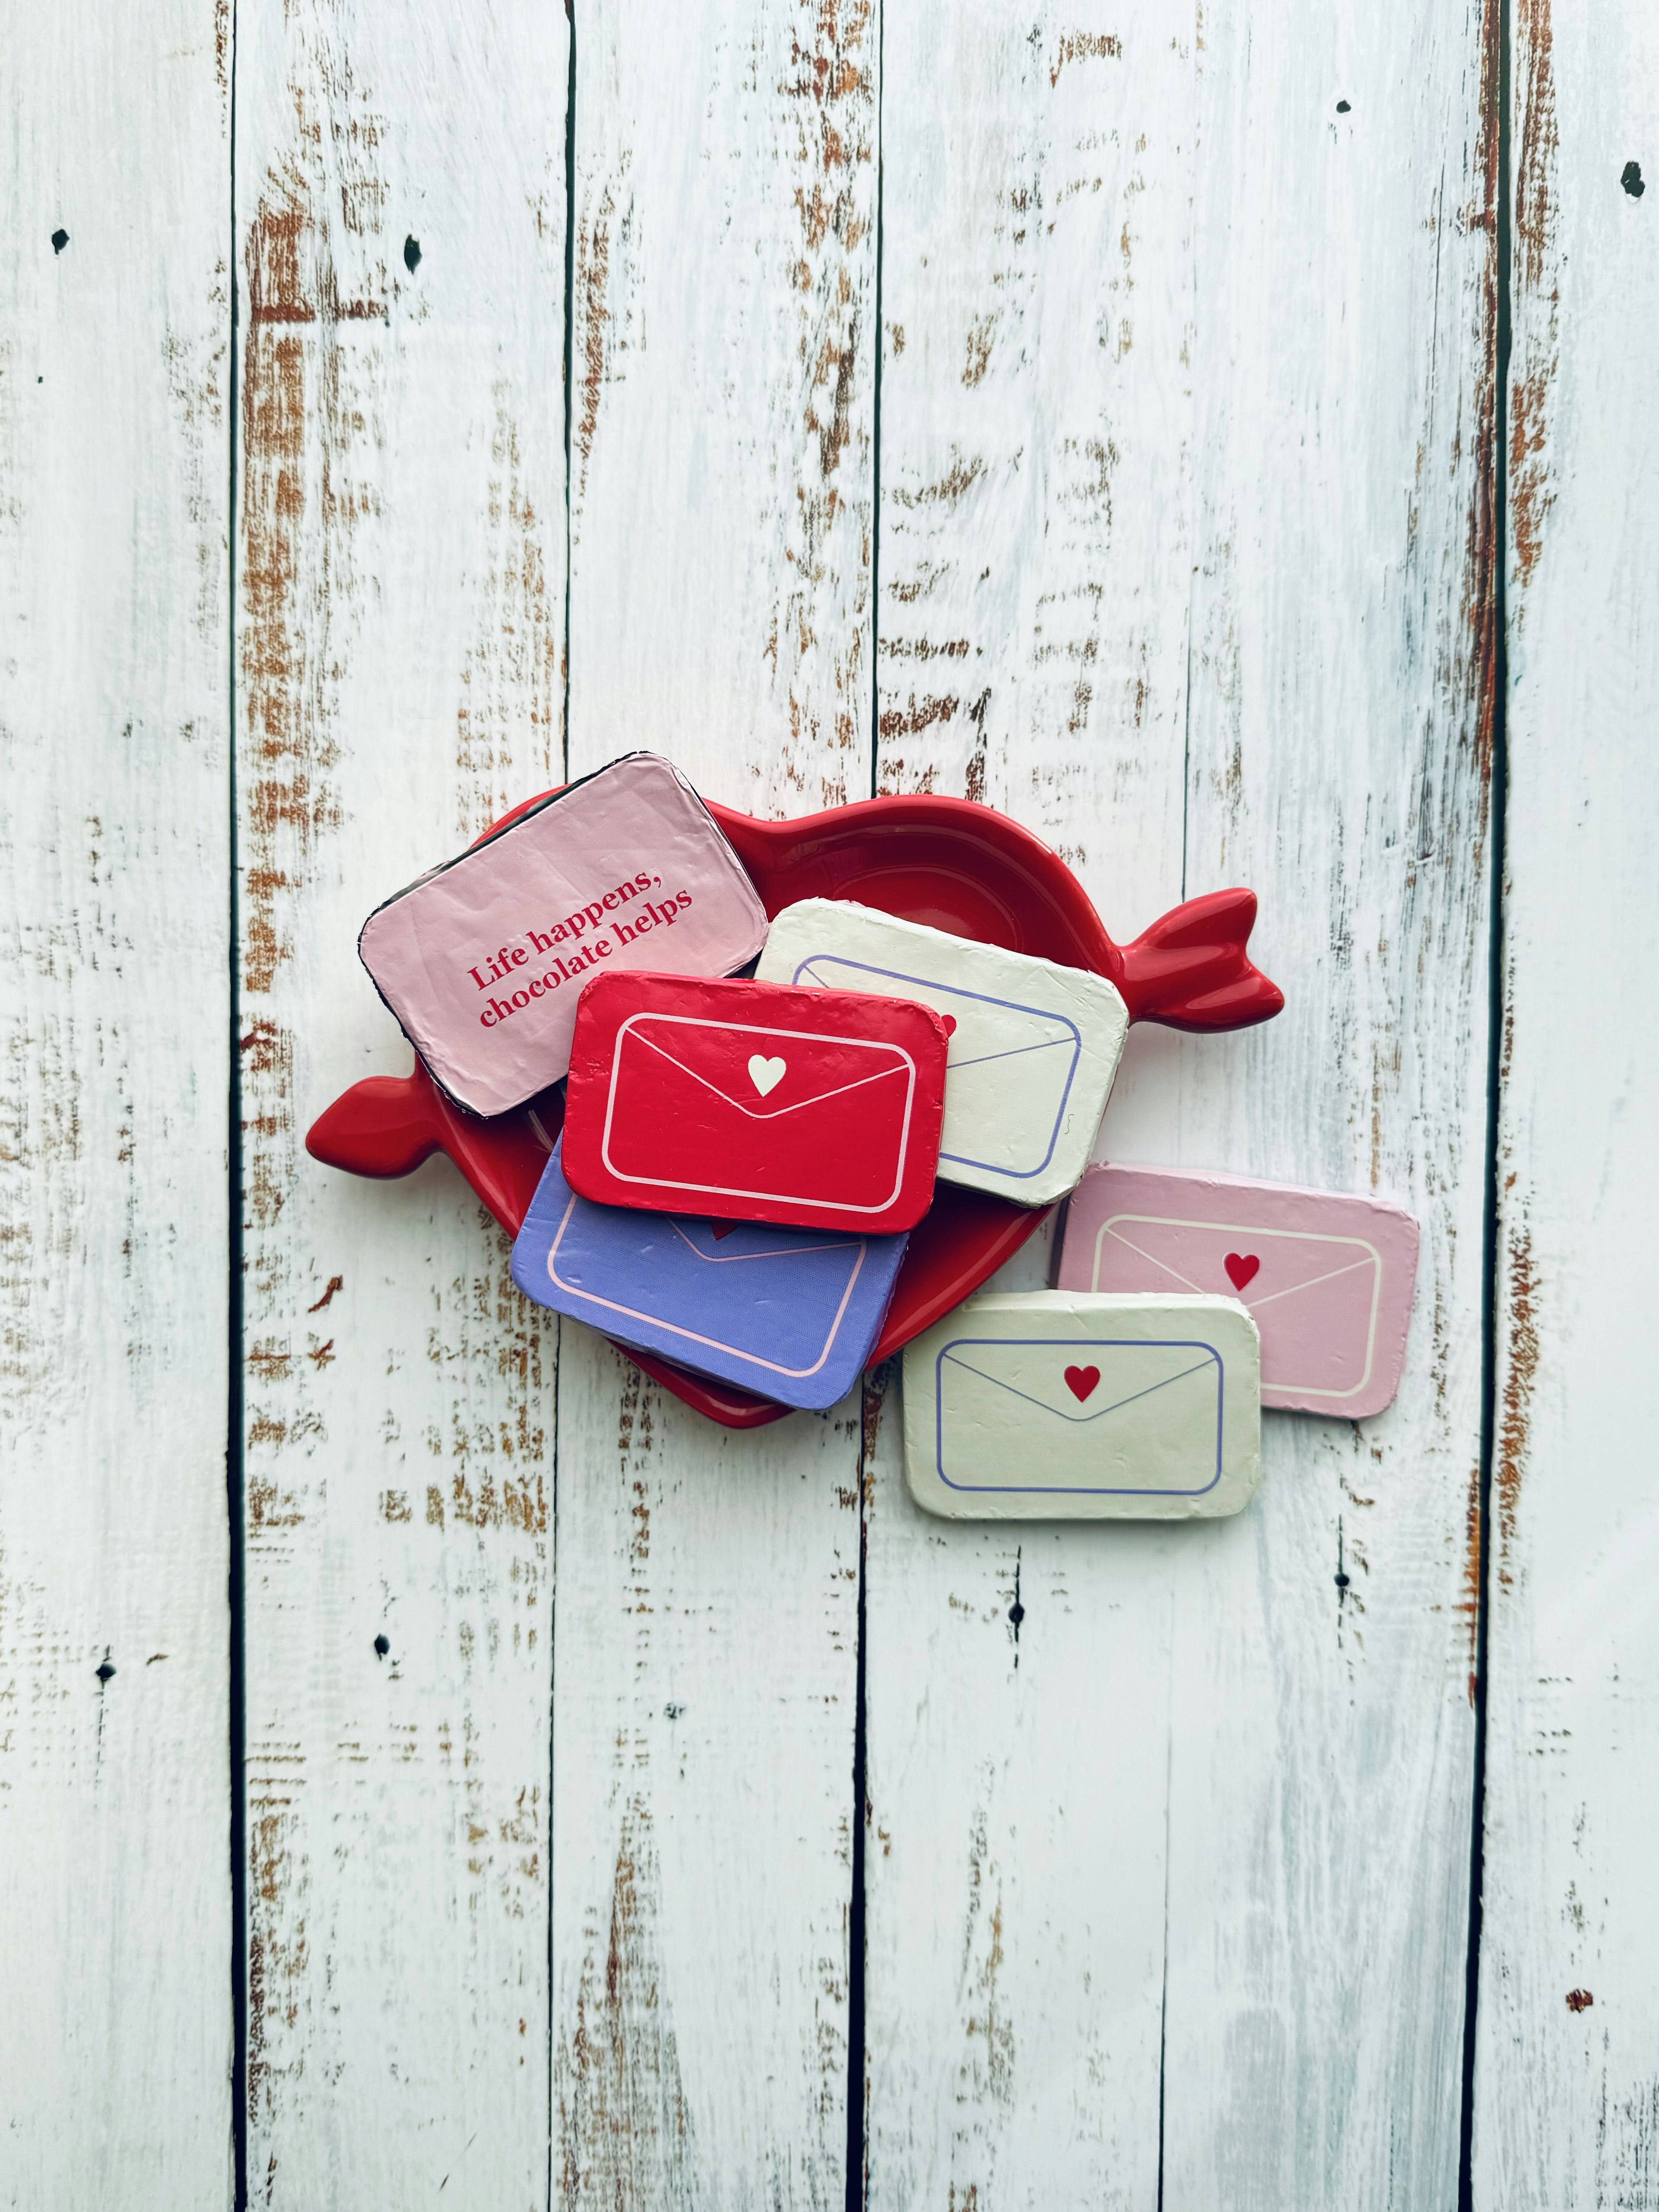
[941,1348,1218,1423]
[1097,1221,1379,1306]
[623,1026,912,1120]
[542,1195,870,1380]
[1245,1253,1377,1309]
[795,954,1086,1044]
[670,1222,867,1264]
[947,1034,1079,1074]
[1098,1224,1205,1294]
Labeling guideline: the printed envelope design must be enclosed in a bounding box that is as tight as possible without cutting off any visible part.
[601,1011,918,1212]
[788,954,1082,1184]
[902,1291,1260,1521]
[756,899,1128,1205]
[562,973,949,1234]
[1087,1215,1383,1407]
[509,1144,906,1411]
[933,1335,1227,1496]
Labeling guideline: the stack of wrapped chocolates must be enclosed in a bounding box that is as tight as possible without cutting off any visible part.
[318,752,1418,1520]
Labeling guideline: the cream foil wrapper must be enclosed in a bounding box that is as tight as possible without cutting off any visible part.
[903,1290,1262,1522]
[757,897,1128,1206]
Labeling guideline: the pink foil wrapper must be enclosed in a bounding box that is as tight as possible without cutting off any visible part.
[1055,1162,1420,1417]
[358,753,770,1116]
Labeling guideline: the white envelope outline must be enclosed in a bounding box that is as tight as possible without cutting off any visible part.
[545,1194,870,1379]
[934,1335,1224,1495]
[791,954,1081,1180]
[599,1011,918,1215]
[1092,1213,1382,1402]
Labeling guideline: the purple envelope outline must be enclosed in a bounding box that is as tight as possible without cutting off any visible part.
[934,1335,1225,1496]
[791,953,1082,1180]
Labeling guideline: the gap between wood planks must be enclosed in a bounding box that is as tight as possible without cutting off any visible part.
[549,16,577,2212]
[845,11,888,2200]
[1459,0,1513,2204]
[210,3,1519,2205]
[226,3,247,2206]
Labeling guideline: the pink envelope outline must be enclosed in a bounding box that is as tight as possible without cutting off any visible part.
[1060,1165,1419,1417]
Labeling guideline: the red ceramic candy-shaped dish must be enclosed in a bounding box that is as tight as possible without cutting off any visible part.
[306,788,1283,1428]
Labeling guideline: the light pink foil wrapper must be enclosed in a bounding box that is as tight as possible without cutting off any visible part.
[358,753,769,1115]
[1055,1162,1420,1417]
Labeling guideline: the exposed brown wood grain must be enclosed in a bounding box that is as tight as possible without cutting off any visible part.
[1473,0,1659,2196]
[1510,0,1559,591]
[239,80,376,2136]
[0,5,233,2195]
[555,1802,699,2210]
[234,3,567,2197]
[1496,1224,1538,1583]
[553,2,875,2195]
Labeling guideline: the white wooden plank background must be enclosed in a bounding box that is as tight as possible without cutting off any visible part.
[0,5,232,2205]
[234,3,566,2203]
[865,3,1496,2205]
[1160,0,1497,2202]
[2,0,1648,2204]
[555,1,875,2197]
[1474,2,1659,2204]
[866,7,1192,2203]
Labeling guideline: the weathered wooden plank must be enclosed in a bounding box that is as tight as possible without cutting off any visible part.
[0,4,232,2203]
[567,0,875,813]
[234,3,566,2201]
[1159,2,1497,2202]
[870,0,1495,2200]
[862,1326,1176,2210]
[873,0,1191,923]
[555,0,876,2197]
[551,1338,865,2209]
[865,6,1194,2200]
[1471,5,1659,2202]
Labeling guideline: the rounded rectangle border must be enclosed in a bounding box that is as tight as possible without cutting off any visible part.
[596,1009,919,1215]
[789,952,1083,1180]
[933,1334,1226,1496]
[544,1191,871,1381]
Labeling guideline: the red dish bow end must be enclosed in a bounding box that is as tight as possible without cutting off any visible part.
[305,1062,555,1234]
[1116,887,1283,1033]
